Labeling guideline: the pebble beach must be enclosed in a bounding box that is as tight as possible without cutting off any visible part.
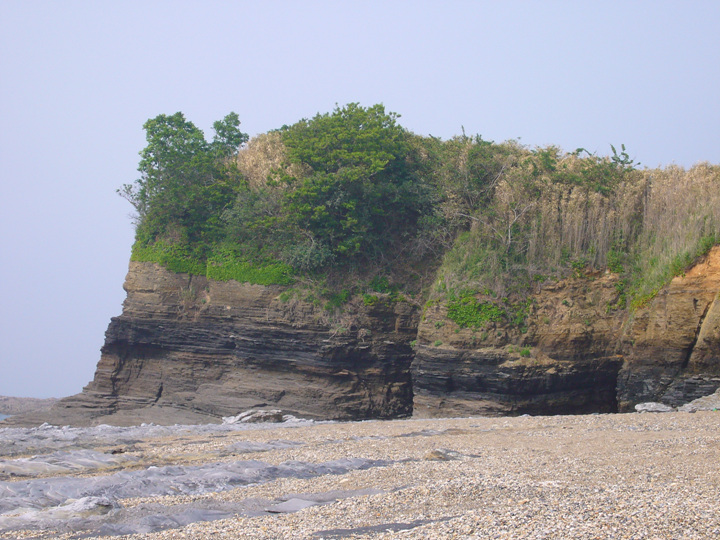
[1,411,719,539]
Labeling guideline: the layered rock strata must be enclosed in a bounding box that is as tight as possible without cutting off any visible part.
[9,248,720,426]
[412,271,626,417]
[617,247,720,409]
[413,246,720,416]
[35,262,418,426]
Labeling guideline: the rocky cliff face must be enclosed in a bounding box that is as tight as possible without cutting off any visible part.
[412,270,626,417]
[10,248,720,427]
[36,262,418,426]
[413,246,720,417]
[617,247,720,409]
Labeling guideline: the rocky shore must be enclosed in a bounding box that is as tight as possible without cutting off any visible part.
[0,396,57,417]
[2,409,719,539]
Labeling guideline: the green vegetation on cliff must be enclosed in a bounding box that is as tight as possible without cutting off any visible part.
[121,104,720,314]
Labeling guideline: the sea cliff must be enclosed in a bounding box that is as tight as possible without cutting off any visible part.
[414,246,720,417]
[23,261,418,426]
[7,247,719,427]
[5,107,720,427]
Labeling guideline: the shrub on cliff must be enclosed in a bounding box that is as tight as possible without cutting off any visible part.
[120,106,719,302]
[119,112,248,249]
[123,105,447,286]
[219,103,456,278]
[436,151,720,316]
[276,103,422,258]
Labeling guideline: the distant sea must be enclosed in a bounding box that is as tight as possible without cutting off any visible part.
[0,414,10,421]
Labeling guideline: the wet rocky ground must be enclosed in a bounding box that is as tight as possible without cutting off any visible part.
[1,409,719,539]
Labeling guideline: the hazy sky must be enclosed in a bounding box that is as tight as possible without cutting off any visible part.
[1,1,719,398]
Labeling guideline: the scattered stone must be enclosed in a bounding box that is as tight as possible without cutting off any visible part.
[635,402,675,413]
[222,409,284,424]
[423,448,462,461]
[2,414,720,539]
[0,396,58,416]
[678,387,720,412]
[221,439,304,456]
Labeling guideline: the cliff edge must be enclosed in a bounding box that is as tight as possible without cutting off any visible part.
[13,262,417,426]
[6,247,719,427]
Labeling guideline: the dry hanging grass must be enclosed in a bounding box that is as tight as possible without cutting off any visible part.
[234,132,309,190]
[438,151,720,306]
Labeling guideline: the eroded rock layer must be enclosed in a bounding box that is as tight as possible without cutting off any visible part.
[618,247,720,409]
[412,270,627,417]
[412,247,720,417]
[10,248,720,426]
[38,262,418,426]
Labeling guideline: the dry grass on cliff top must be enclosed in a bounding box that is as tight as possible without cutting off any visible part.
[438,161,720,305]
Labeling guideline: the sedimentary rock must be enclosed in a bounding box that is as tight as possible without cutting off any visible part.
[7,248,720,427]
[617,246,720,409]
[413,247,720,417]
[678,387,720,411]
[634,402,675,413]
[412,270,626,417]
[20,262,418,426]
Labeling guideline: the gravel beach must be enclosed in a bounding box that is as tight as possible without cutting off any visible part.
[1,411,719,539]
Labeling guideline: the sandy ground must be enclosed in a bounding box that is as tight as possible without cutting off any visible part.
[2,411,719,539]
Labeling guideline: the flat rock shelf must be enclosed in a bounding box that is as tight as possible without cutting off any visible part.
[1,412,719,539]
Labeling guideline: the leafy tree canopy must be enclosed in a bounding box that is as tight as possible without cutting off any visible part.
[212,112,248,157]
[281,102,405,174]
[120,104,696,310]
[276,103,426,257]
[119,111,248,246]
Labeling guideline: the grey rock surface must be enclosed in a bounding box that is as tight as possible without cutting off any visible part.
[223,409,285,424]
[634,402,675,413]
[0,396,57,416]
[0,420,389,538]
[678,387,720,412]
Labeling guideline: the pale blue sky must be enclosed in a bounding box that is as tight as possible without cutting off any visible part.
[1,1,719,398]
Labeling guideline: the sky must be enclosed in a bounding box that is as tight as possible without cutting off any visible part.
[1,1,719,399]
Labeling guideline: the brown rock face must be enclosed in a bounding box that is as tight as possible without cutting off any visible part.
[412,271,626,417]
[37,262,418,426]
[412,247,720,417]
[13,248,720,427]
[617,246,720,410]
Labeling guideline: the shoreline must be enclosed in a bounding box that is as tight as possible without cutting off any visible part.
[1,411,719,539]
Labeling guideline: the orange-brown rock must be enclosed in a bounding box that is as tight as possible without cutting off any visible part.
[412,247,720,417]
[9,248,720,427]
[618,246,720,410]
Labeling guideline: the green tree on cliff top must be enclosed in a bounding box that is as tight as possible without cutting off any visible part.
[119,111,248,247]
[277,103,430,259]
